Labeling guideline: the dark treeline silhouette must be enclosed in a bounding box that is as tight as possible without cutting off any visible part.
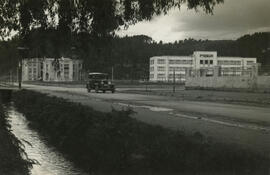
[0,0,224,78]
[0,31,269,79]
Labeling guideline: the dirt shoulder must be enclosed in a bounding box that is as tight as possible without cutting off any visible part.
[121,88,270,107]
[23,81,270,106]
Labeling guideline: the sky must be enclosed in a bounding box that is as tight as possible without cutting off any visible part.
[116,0,270,43]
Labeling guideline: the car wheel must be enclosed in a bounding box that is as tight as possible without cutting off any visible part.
[102,90,106,93]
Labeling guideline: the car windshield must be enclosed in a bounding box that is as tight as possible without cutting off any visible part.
[88,73,108,80]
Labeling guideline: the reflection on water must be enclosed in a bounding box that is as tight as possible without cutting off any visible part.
[8,105,88,175]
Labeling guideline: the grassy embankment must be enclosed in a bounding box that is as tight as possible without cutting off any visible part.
[0,98,32,175]
[13,90,270,175]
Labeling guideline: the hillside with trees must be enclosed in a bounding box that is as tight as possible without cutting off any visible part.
[0,32,269,79]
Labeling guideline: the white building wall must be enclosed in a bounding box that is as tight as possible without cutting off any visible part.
[22,57,83,82]
[22,58,43,81]
[150,56,194,81]
[149,51,257,82]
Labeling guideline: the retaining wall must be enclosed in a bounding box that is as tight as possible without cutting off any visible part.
[186,76,270,92]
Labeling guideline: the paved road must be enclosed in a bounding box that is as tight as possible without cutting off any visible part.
[23,84,270,156]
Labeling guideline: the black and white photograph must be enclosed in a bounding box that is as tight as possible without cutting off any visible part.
[0,0,270,174]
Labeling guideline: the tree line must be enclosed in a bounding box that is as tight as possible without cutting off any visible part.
[0,31,269,79]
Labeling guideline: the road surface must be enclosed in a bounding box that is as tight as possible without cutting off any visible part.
[22,84,270,157]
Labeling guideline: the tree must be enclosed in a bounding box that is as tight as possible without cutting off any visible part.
[0,0,224,40]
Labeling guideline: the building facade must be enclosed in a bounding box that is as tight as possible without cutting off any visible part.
[22,57,83,82]
[149,51,257,82]
[22,58,43,81]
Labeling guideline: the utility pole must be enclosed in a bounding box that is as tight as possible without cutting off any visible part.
[18,58,22,89]
[173,67,176,93]
[111,66,114,82]
[17,47,29,89]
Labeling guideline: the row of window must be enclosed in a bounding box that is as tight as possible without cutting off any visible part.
[152,66,191,72]
[151,59,255,66]
[157,66,165,71]
[168,74,185,78]
[28,68,37,74]
[247,61,255,65]
[169,60,193,64]
[158,59,166,64]
[169,67,188,71]
[218,60,241,65]
[151,59,194,65]
[221,67,246,71]
[157,74,166,79]
[200,60,213,65]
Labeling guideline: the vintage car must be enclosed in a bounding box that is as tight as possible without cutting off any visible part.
[86,72,115,93]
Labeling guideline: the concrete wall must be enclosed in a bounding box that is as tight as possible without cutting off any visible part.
[257,76,270,92]
[186,76,270,92]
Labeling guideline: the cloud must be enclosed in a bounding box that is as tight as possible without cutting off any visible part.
[117,0,270,42]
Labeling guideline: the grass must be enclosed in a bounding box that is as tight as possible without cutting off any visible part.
[0,97,32,175]
[13,90,270,174]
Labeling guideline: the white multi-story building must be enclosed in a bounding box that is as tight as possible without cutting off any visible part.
[22,57,83,82]
[149,51,257,82]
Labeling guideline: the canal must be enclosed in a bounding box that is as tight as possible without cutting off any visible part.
[7,104,87,175]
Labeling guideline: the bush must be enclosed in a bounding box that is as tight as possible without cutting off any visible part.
[13,90,270,174]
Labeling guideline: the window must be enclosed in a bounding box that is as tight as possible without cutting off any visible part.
[150,74,154,79]
[205,60,209,64]
[157,74,165,79]
[200,60,203,64]
[150,67,154,72]
[210,60,213,64]
[158,66,165,72]
[169,67,186,71]
[157,59,165,64]
[187,60,193,64]
[64,64,69,79]
[33,68,37,74]
[169,60,175,64]
[247,61,254,65]
[150,60,155,65]
[176,60,181,64]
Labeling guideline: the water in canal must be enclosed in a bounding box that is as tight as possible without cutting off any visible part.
[8,105,87,175]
